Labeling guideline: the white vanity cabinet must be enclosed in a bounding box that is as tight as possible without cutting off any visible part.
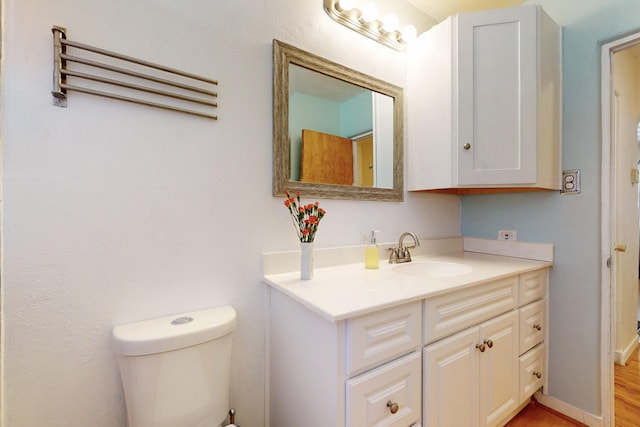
[424,311,519,427]
[517,269,548,404]
[269,293,423,427]
[264,249,551,427]
[406,5,562,193]
[422,269,549,427]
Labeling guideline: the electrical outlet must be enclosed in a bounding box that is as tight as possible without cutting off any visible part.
[561,169,580,194]
[498,230,517,241]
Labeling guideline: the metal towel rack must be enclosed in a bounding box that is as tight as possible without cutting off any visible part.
[52,26,218,119]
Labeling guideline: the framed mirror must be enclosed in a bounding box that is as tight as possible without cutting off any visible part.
[273,40,404,201]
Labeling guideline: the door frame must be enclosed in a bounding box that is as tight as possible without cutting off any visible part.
[600,30,640,427]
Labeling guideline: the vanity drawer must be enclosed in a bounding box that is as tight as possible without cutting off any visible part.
[519,343,546,402]
[519,300,545,355]
[346,301,422,374]
[519,269,548,306]
[423,276,518,344]
[346,351,422,427]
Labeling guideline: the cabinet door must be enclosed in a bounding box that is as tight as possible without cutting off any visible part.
[346,352,422,427]
[519,300,545,355]
[479,311,519,427]
[423,327,480,427]
[457,6,537,186]
[519,343,546,402]
[519,268,548,306]
[346,301,422,375]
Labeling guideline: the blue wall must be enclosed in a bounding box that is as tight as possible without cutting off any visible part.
[462,0,640,415]
[340,91,373,137]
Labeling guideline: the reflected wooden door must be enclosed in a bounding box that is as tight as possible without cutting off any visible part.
[356,136,374,187]
[300,129,353,185]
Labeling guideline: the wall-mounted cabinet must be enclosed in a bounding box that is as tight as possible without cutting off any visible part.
[406,5,562,194]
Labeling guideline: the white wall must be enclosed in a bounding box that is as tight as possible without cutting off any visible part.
[0,0,461,426]
[462,0,640,417]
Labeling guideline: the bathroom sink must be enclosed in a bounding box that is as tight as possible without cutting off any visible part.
[392,261,473,278]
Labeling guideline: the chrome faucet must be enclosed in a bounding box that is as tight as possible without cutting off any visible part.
[387,232,420,263]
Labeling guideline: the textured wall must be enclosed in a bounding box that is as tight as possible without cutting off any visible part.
[0,0,460,426]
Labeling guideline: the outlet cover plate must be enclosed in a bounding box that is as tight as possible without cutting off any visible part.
[498,230,517,241]
[561,169,580,194]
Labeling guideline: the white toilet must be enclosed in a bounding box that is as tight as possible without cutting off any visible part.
[112,306,237,427]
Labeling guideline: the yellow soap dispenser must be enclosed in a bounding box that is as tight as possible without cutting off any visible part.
[365,230,379,269]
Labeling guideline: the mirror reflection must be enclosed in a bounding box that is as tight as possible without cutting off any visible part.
[289,64,395,189]
[273,40,404,201]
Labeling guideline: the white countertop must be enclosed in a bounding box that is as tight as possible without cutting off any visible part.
[263,250,552,323]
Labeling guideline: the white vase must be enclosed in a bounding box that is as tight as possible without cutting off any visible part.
[300,242,314,280]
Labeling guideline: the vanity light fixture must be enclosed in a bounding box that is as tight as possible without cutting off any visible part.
[324,0,418,51]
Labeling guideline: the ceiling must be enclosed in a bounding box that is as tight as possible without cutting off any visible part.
[371,0,526,36]
[290,64,367,103]
[407,0,525,22]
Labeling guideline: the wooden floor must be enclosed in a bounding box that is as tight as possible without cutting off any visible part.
[505,400,585,426]
[505,343,640,426]
[614,341,640,427]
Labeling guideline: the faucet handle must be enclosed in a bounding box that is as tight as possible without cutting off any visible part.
[387,247,398,263]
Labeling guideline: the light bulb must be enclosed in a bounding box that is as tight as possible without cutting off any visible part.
[382,14,399,33]
[361,3,379,23]
[401,24,417,42]
[337,0,356,12]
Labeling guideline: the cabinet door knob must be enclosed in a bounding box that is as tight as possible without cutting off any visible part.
[533,371,542,379]
[463,143,472,150]
[386,401,399,414]
[533,324,542,331]
[476,343,486,352]
[483,339,494,348]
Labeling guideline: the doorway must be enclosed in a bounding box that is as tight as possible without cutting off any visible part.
[601,31,640,427]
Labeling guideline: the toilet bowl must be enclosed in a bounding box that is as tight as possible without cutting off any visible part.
[112,306,236,427]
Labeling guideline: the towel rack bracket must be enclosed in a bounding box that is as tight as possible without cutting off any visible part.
[52,25,68,107]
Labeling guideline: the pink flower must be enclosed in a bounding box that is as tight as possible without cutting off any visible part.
[282,192,327,243]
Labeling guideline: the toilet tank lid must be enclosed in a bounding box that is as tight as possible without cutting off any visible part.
[112,306,236,356]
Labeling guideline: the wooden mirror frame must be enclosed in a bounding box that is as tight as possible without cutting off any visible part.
[273,40,404,202]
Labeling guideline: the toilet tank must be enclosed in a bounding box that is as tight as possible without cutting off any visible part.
[112,306,236,427]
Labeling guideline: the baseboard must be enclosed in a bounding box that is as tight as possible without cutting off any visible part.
[614,335,639,365]
[534,392,603,427]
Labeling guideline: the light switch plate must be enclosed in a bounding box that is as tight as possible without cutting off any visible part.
[561,169,580,194]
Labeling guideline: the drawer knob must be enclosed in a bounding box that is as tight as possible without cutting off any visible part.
[533,324,542,331]
[483,339,494,349]
[533,371,542,379]
[476,343,486,352]
[463,143,472,150]
[387,401,399,414]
